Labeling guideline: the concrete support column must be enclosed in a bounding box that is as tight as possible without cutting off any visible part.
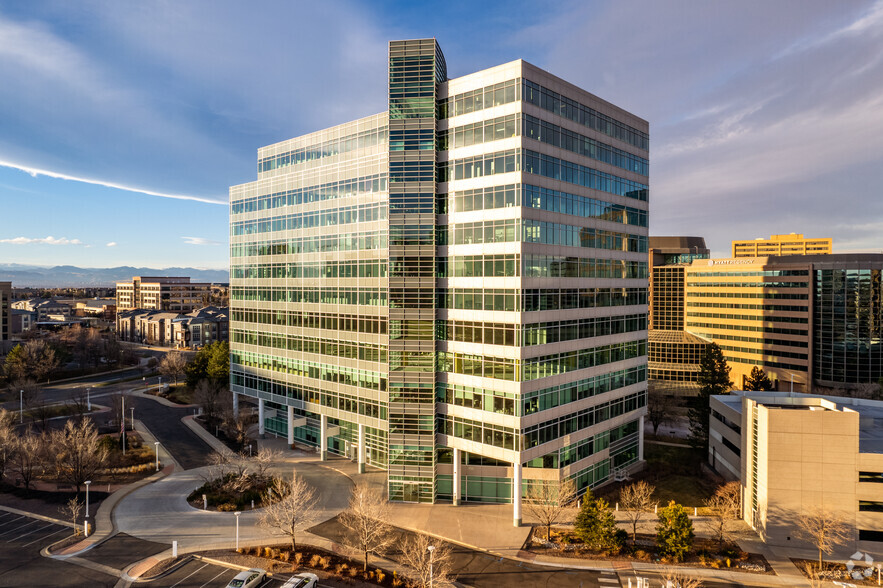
[232,392,239,420]
[320,414,328,461]
[638,414,645,462]
[287,405,294,446]
[258,398,265,436]
[358,423,366,474]
[452,448,461,506]
[513,461,522,527]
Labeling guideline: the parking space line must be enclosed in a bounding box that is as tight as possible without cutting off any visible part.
[170,562,210,587]
[198,568,233,588]
[9,522,54,542]
[0,515,25,529]
[0,518,39,537]
[21,527,67,548]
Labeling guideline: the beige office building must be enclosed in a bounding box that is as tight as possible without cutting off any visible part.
[115,276,211,313]
[0,281,10,341]
[710,391,883,556]
[732,234,832,258]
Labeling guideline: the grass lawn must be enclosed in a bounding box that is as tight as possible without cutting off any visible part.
[644,443,715,509]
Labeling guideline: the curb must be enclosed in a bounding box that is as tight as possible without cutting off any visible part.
[181,414,235,457]
[0,504,78,529]
[123,554,194,583]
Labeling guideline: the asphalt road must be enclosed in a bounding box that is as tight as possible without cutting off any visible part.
[0,510,116,588]
[154,559,323,588]
[129,395,212,470]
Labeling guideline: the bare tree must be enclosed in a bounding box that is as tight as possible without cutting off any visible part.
[194,379,224,424]
[795,507,850,571]
[523,478,577,541]
[0,409,17,482]
[219,393,249,447]
[619,480,656,543]
[51,418,109,493]
[10,431,44,492]
[705,481,741,549]
[253,448,281,480]
[22,340,59,383]
[158,351,187,387]
[400,532,454,588]
[60,497,84,535]
[647,384,675,435]
[340,481,394,570]
[660,567,703,588]
[258,473,319,550]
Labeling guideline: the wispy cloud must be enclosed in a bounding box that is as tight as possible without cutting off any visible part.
[182,236,222,246]
[0,236,83,245]
[106,242,118,247]
[0,160,225,205]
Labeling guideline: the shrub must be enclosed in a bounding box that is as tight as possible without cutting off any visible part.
[294,553,303,566]
[310,554,321,568]
[348,566,358,578]
[375,569,385,583]
[656,501,694,562]
[280,551,290,563]
[335,563,347,575]
[319,556,331,570]
[217,503,238,512]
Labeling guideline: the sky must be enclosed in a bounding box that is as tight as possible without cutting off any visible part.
[0,0,882,270]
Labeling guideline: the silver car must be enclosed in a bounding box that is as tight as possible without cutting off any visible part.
[280,572,318,588]
[225,568,266,588]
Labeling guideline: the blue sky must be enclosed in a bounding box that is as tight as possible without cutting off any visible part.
[1,0,882,269]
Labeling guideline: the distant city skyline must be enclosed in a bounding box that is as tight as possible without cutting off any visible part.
[1,0,881,269]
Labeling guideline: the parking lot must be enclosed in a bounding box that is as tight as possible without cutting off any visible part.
[155,558,324,588]
[0,510,117,587]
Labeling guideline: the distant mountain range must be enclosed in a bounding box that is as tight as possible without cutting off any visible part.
[0,264,229,287]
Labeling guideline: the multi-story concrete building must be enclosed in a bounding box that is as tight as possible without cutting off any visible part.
[710,391,883,556]
[115,276,211,313]
[732,233,832,258]
[0,282,10,341]
[229,39,649,519]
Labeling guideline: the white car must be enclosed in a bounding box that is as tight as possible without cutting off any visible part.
[225,568,266,588]
[280,572,319,588]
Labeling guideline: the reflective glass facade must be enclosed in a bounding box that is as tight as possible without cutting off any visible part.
[230,39,649,507]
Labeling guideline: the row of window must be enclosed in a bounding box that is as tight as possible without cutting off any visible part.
[232,259,387,279]
[689,291,808,300]
[688,324,808,337]
[686,312,808,324]
[231,286,387,305]
[712,409,741,434]
[232,329,387,363]
[690,270,808,278]
[686,281,807,289]
[441,254,519,278]
[523,185,648,226]
[232,350,387,391]
[440,287,647,312]
[437,78,520,119]
[438,218,647,253]
[232,174,386,215]
[698,332,808,348]
[232,230,387,258]
[437,312,646,347]
[231,202,387,236]
[257,128,388,173]
[522,150,648,201]
[437,414,520,450]
[527,430,610,469]
[437,113,519,150]
[523,79,648,151]
[523,114,648,176]
[687,302,808,313]
[523,365,646,415]
[232,309,387,333]
[436,383,518,416]
[523,255,647,279]
[522,339,646,381]
[523,392,646,449]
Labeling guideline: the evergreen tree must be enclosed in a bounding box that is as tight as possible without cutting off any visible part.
[574,493,623,551]
[688,343,733,451]
[656,501,694,561]
[744,366,775,391]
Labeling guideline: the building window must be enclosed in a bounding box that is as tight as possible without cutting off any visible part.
[859,471,883,483]
[858,501,883,512]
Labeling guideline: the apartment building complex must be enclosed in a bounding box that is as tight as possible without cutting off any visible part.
[115,276,211,313]
[229,39,649,517]
[710,391,883,555]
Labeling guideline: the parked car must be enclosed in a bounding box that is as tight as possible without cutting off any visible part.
[280,572,318,588]
[225,568,266,588]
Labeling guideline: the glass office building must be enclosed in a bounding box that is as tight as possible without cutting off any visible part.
[229,39,649,522]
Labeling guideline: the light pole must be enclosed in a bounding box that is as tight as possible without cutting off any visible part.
[130,407,135,431]
[19,389,23,424]
[87,387,91,412]
[154,441,160,471]
[158,376,162,395]
[84,480,91,536]
[427,544,435,588]
[234,511,241,550]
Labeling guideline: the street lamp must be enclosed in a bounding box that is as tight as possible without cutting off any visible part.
[234,511,242,550]
[130,407,135,431]
[158,376,162,395]
[427,544,435,588]
[154,442,160,471]
[84,480,92,536]
[19,389,23,424]
[87,387,91,412]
